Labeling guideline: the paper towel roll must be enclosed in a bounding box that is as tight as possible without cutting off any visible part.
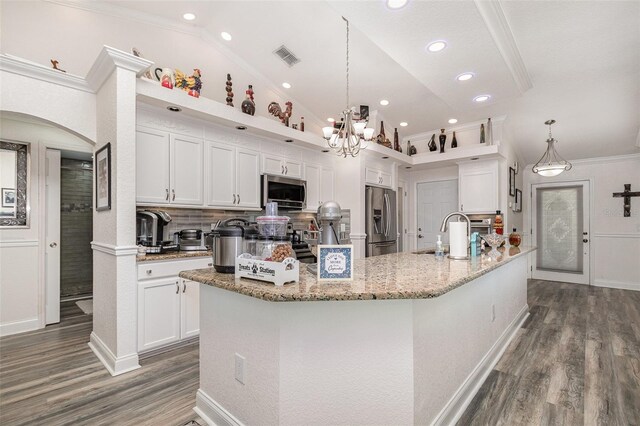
[449,222,468,259]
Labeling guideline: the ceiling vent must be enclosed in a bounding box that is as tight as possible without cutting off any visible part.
[273,45,300,67]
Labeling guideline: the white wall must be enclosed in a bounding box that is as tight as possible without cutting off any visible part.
[0,117,91,336]
[524,154,640,290]
[0,0,323,134]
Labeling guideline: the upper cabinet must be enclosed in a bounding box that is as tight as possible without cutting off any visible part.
[458,159,499,213]
[304,165,335,211]
[206,140,260,209]
[365,167,392,188]
[136,128,203,205]
[262,154,302,178]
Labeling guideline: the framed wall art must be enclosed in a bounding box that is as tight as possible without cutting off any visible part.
[514,189,522,212]
[509,167,516,196]
[95,143,111,211]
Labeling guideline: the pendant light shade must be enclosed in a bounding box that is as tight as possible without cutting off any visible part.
[532,120,572,177]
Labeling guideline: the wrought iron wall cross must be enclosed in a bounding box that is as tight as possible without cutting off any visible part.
[612,184,640,217]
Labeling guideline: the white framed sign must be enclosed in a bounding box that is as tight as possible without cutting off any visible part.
[317,244,354,282]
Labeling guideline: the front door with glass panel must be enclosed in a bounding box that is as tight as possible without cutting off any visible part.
[532,181,590,285]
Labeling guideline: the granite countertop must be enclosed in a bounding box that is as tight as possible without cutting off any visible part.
[137,251,212,262]
[179,246,536,302]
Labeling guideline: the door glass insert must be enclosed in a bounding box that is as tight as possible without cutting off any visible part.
[536,186,583,273]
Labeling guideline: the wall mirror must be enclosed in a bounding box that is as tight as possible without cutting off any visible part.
[0,140,30,227]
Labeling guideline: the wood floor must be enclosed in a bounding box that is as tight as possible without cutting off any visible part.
[1,281,639,425]
[459,279,640,425]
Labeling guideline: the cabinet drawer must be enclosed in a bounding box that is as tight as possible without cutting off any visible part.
[137,257,212,281]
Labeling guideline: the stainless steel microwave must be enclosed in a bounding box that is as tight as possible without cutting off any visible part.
[261,174,307,210]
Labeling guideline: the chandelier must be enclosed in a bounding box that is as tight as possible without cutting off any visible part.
[322,17,374,157]
[532,119,572,177]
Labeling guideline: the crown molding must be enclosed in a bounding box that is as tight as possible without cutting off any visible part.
[86,46,154,91]
[474,0,533,94]
[0,53,92,93]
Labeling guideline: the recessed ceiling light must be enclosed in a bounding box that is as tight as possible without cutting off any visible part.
[386,0,408,9]
[221,32,232,41]
[456,72,474,81]
[327,117,335,123]
[235,125,247,130]
[400,122,408,127]
[167,106,181,112]
[282,82,291,89]
[448,118,458,124]
[473,95,491,103]
[427,40,447,53]
[182,13,196,21]
[380,99,389,106]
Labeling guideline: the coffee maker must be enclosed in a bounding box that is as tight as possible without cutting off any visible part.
[136,210,178,253]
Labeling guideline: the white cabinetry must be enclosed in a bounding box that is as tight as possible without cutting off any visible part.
[303,164,334,211]
[262,154,302,178]
[136,128,203,205]
[365,167,392,188]
[137,257,210,352]
[458,159,499,213]
[206,140,260,209]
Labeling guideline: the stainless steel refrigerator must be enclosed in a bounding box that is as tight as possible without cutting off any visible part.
[365,186,398,257]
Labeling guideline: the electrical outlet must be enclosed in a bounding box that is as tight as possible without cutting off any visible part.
[491,304,496,322]
[235,353,245,384]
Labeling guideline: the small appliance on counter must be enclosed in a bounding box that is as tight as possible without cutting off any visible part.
[174,229,208,252]
[211,218,257,273]
[316,201,343,245]
[136,210,178,254]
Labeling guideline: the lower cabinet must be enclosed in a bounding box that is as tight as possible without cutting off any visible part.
[137,258,209,352]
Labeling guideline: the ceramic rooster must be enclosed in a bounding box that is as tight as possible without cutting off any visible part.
[175,68,202,98]
[268,101,293,126]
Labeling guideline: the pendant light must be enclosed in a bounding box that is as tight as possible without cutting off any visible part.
[321,17,373,157]
[532,119,572,177]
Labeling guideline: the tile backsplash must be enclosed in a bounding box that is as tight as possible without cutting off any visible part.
[137,207,351,240]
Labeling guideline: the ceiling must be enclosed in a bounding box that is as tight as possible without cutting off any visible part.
[106,0,640,164]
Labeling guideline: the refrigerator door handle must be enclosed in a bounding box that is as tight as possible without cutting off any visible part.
[384,193,391,237]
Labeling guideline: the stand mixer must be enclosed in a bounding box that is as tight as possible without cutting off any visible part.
[315,201,343,245]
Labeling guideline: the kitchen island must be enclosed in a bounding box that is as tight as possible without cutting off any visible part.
[180,246,535,426]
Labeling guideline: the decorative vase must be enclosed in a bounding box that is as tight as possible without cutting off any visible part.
[439,129,446,153]
[494,210,504,235]
[154,67,175,89]
[393,128,402,152]
[480,123,486,144]
[428,134,437,152]
[376,121,392,149]
[487,118,493,145]
[451,131,458,148]
[409,141,417,156]
[509,228,521,247]
[241,85,256,116]
[300,117,305,132]
[225,74,234,106]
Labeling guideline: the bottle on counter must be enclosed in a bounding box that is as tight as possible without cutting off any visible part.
[509,228,521,247]
[494,210,504,235]
[435,235,444,257]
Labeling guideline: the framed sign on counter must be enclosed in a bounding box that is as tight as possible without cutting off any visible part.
[317,244,354,282]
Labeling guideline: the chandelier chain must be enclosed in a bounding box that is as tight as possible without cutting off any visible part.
[344,16,350,108]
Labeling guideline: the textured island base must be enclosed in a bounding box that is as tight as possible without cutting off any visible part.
[195,255,529,426]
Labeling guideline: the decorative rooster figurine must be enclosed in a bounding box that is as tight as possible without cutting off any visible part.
[175,68,202,98]
[268,101,293,126]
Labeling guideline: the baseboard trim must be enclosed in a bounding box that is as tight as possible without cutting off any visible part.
[0,317,40,337]
[593,279,640,292]
[195,389,245,426]
[88,331,140,376]
[431,304,530,426]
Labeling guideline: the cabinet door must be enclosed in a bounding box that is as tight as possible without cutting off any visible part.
[283,159,303,178]
[459,162,498,213]
[320,167,334,204]
[304,164,321,211]
[379,171,392,188]
[262,154,284,175]
[136,128,171,204]
[138,278,181,352]
[235,148,261,208]
[206,141,235,207]
[365,168,381,185]
[171,135,204,205]
[180,279,200,339]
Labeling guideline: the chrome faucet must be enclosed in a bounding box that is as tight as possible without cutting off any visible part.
[440,211,471,241]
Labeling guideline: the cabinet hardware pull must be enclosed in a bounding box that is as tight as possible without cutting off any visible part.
[183,282,186,293]
[237,194,241,204]
[285,166,288,175]
[172,189,175,201]
[281,165,284,174]
[233,194,236,204]
[460,204,463,211]
[175,282,179,294]
[146,269,152,275]
[166,189,169,200]
[207,263,213,267]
